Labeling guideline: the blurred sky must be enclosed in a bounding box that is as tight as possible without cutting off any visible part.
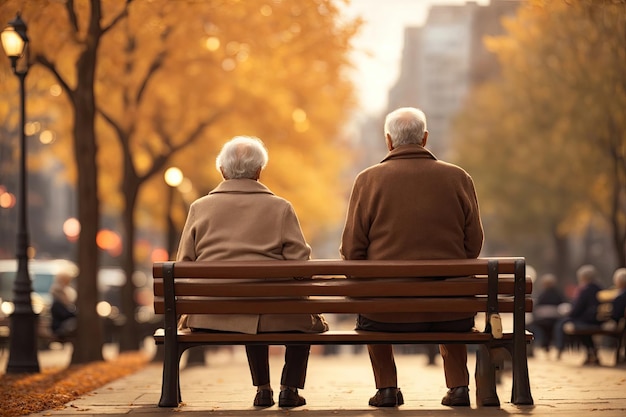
[340,0,489,115]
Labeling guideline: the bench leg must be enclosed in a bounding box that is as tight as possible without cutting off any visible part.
[475,345,501,407]
[615,332,625,366]
[508,343,533,405]
[159,346,183,407]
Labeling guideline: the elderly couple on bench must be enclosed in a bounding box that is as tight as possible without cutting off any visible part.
[174,107,484,409]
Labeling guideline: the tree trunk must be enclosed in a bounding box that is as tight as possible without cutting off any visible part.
[70,47,103,365]
[70,0,105,364]
[551,228,570,286]
[118,176,141,352]
[607,122,626,268]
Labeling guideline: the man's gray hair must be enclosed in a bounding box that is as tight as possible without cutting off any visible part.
[216,136,268,179]
[384,107,428,148]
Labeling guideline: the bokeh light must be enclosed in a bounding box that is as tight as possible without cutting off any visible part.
[205,36,220,51]
[63,217,80,242]
[151,248,169,262]
[0,191,16,209]
[164,167,183,188]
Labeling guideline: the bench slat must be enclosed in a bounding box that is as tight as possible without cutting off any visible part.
[153,277,531,297]
[153,258,524,279]
[154,328,536,345]
[153,297,532,315]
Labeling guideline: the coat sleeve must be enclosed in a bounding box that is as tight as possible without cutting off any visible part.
[280,203,311,260]
[340,175,370,260]
[176,203,198,261]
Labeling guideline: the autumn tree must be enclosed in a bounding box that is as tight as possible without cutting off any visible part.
[0,0,137,363]
[95,0,359,351]
[452,0,626,278]
[1,0,360,355]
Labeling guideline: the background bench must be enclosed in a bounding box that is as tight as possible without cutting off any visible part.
[563,301,626,366]
[153,258,534,408]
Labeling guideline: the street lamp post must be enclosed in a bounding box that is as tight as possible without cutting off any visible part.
[1,12,39,373]
[164,167,183,260]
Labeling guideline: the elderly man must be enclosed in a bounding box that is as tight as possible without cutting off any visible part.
[340,107,484,407]
[176,136,328,408]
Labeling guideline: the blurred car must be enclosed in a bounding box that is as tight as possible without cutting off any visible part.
[0,261,159,348]
[97,267,160,344]
[0,259,79,347]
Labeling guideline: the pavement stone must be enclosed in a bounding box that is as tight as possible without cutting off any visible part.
[11,343,626,417]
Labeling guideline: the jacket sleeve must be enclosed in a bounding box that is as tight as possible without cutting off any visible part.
[463,174,484,258]
[340,175,370,260]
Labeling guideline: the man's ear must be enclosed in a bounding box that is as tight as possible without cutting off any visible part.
[220,167,228,180]
[422,131,429,147]
[385,133,394,151]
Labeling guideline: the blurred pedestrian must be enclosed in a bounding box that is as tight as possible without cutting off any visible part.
[49,271,77,341]
[176,136,328,408]
[340,107,484,407]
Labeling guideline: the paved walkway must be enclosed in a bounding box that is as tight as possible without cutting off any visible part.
[15,344,626,417]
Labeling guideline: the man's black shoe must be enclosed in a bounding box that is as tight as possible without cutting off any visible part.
[369,387,404,407]
[253,389,274,407]
[278,389,306,408]
[441,386,470,406]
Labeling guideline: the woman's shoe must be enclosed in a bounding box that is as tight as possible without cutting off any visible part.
[369,387,404,407]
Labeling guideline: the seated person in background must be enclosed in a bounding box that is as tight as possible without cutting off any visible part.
[531,274,568,353]
[176,136,328,409]
[554,264,603,365]
[607,268,626,325]
[49,271,77,340]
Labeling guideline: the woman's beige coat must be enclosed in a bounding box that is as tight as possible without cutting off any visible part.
[177,179,328,334]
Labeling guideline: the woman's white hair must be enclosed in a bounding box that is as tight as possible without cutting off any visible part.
[576,264,598,284]
[216,136,268,180]
[384,107,427,148]
[613,268,626,288]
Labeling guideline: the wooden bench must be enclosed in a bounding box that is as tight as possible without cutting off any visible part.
[563,305,626,366]
[153,257,534,408]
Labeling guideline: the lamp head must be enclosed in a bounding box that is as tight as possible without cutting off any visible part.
[1,12,28,60]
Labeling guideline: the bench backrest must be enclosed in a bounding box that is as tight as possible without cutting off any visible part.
[153,258,532,316]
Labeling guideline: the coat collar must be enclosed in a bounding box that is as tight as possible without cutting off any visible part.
[209,179,274,195]
[380,144,437,163]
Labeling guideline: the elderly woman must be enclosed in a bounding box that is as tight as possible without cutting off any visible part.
[176,136,328,408]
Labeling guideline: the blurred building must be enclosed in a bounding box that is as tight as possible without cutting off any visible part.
[387,0,521,158]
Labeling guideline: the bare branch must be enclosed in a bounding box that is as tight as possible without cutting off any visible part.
[65,0,79,32]
[135,51,165,104]
[140,107,231,182]
[102,0,135,35]
[34,54,74,98]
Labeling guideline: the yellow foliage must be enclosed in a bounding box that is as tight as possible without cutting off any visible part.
[452,0,626,259]
[0,0,360,255]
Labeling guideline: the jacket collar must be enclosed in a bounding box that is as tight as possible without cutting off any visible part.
[381,144,437,163]
[209,179,274,195]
